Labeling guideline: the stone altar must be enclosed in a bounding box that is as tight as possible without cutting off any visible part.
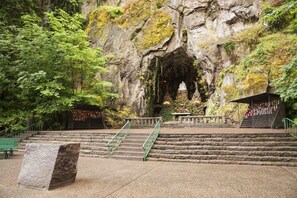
[18,143,80,190]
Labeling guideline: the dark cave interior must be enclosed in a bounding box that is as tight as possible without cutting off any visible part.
[148,48,201,115]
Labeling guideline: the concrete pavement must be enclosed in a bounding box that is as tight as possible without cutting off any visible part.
[0,153,297,198]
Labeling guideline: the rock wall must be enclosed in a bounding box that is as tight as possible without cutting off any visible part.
[84,0,262,116]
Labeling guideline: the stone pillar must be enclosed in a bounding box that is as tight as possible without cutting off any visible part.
[18,143,80,190]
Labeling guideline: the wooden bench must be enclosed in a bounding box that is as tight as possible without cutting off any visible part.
[0,138,19,159]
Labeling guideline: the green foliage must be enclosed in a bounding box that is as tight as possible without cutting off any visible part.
[0,10,117,130]
[223,42,235,55]
[103,107,136,128]
[219,33,297,104]
[288,18,297,33]
[0,0,83,26]
[216,1,297,119]
[0,0,40,25]
[160,104,174,122]
[273,56,297,110]
[264,1,297,31]
[231,23,265,49]
[51,0,83,14]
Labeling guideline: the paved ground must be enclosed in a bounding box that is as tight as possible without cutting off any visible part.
[1,153,297,198]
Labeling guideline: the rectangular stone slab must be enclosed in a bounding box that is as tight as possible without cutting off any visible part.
[18,143,80,190]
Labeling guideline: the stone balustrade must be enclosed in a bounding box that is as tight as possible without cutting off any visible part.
[124,117,162,127]
[179,115,226,125]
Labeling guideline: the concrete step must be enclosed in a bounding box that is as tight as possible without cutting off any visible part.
[107,133,148,161]
[158,133,290,138]
[154,140,297,147]
[156,137,295,142]
[27,137,109,142]
[148,153,297,162]
[149,149,297,157]
[123,139,145,144]
[80,150,107,155]
[152,145,297,152]
[39,131,115,136]
[35,135,111,139]
[18,143,108,151]
[116,146,143,152]
[112,151,143,157]
[146,158,297,167]
[80,154,108,158]
[119,142,144,147]
[17,148,108,156]
[111,155,143,161]
[126,133,150,138]
[21,139,107,144]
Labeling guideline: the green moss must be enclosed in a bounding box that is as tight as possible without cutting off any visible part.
[217,66,236,87]
[86,6,123,38]
[263,1,297,32]
[135,10,174,50]
[87,0,172,51]
[115,0,168,28]
[238,33,297,79]
[116,0,151,28]
[216,32,297,123]
[219,33,297,97]
[221,85,238,101]
[231,23,265,48]
[223,41,235,55]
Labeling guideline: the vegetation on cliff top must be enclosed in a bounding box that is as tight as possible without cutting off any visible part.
[87,0,174,50]
[216,1,297,120]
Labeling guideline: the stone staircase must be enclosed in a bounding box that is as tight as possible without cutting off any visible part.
[111,133,148,161]
[147,133,297,166]
[18,131,115,158]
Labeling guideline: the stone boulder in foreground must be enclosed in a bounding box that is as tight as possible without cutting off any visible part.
[18,143,80,190]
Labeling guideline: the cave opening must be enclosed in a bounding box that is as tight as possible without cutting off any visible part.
[147,48,204,116]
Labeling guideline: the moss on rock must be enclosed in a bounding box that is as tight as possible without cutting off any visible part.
[86,6,123,39]
[86,0,172,51]
[135,10,174,50]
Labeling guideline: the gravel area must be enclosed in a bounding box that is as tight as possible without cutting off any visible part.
[0,152,297,198]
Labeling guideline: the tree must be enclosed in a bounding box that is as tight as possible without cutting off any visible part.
[0,11,117,129]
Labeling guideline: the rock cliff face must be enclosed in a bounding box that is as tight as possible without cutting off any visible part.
[84,0,262,116]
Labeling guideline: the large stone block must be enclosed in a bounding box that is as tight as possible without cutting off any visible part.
[18,143,80,190]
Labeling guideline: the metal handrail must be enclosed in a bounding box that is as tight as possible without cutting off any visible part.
[3,121,43,141]
[143,120,161,161]
[283,118,297,138]
[107,121,131,158]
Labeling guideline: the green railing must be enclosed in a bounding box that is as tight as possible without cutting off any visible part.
[283,118,297,138]
[107,121,131,158]
[143,120,161,161]
[4,121,43,141]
